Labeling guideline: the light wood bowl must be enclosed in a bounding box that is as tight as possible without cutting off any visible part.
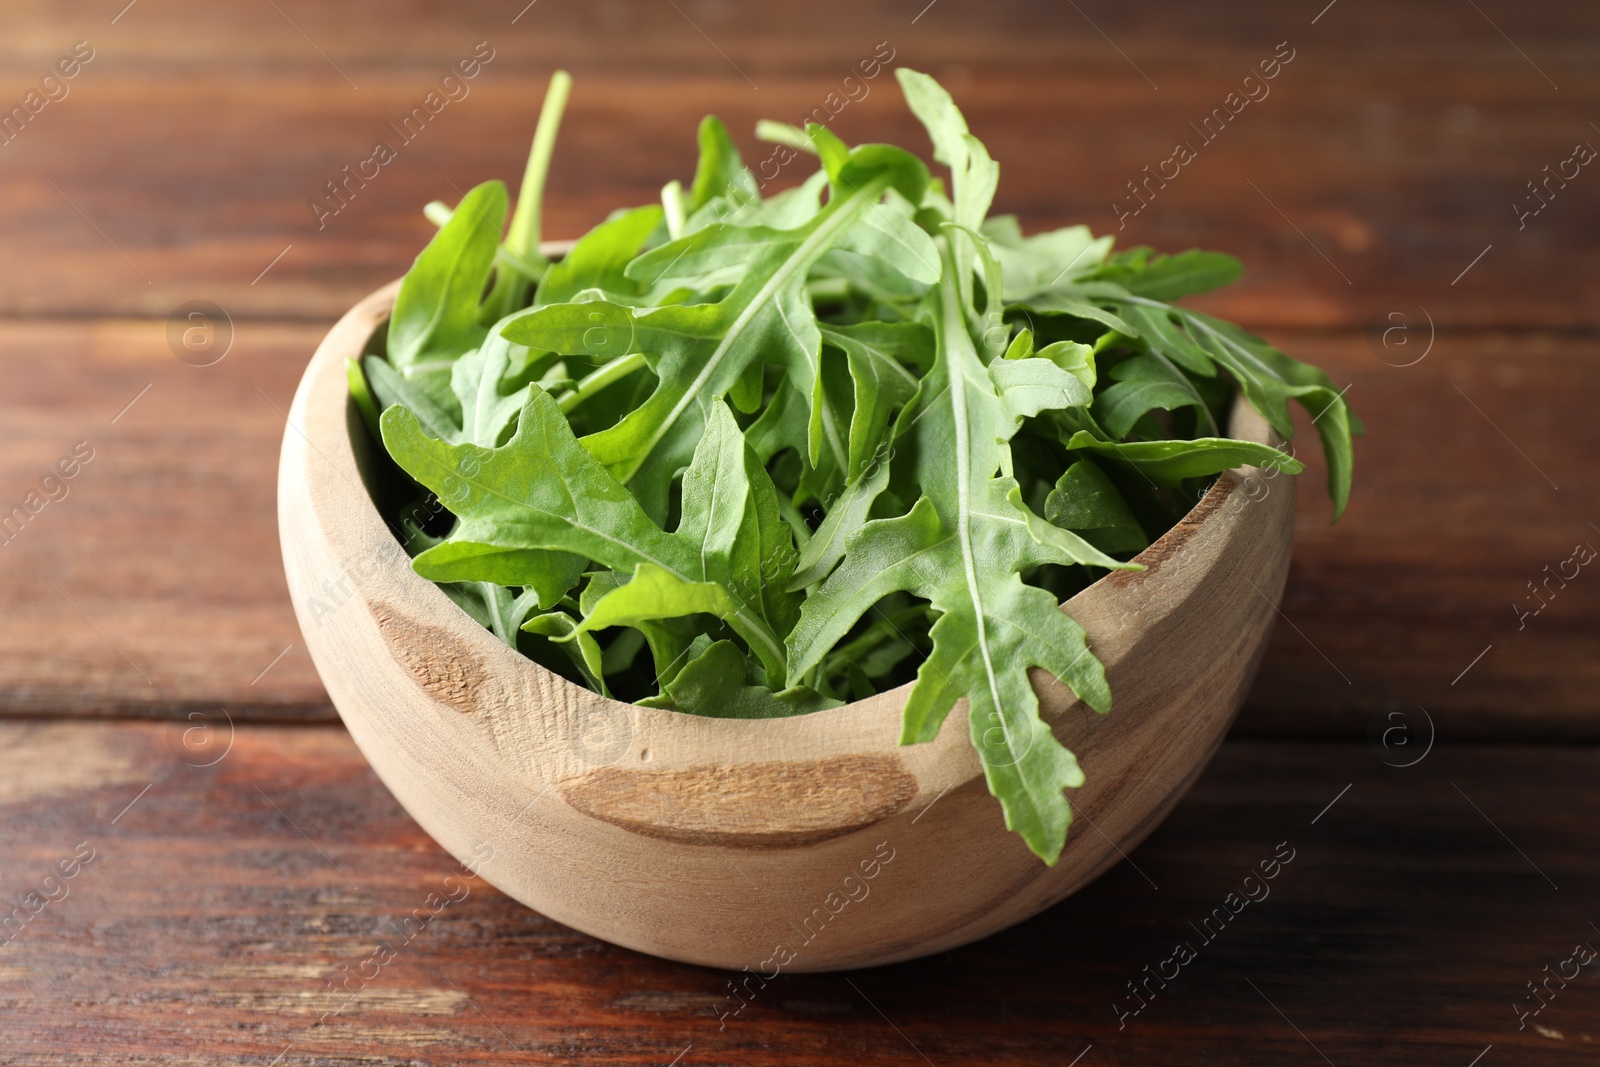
[278,277,1295,972]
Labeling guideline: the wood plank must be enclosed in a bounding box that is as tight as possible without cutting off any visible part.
[2,322,1595,733]
[1,722,1596,1064]
[1239,329,1600,740]
[0,319,330,718]
[0,0,1594,326]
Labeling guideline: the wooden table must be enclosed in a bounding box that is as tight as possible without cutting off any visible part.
[1,1,1596,1062]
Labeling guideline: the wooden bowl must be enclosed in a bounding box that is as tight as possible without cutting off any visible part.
[278,277,1295,972]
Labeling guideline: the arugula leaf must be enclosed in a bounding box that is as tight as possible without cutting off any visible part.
[1101,248,1243,301]
[1107,299,1353,516]
[1178,310,1355,518]
[1009,282,1356,518]
[500,145,936,521]
[390,180,506,373]
[362,353,459,442]
[787,239,1139,864]
[451,334,535,448]
[1010,290,1139,341]
[687,116,759,216]
[787,439,893,590]
[818,321,930,480]
[365,326,540,457]
[896,68,998,318]
[896,69,998,232]
[1064,431,1304,485]
[535,205,664,306]
[1045,459,1149,554]
[981,216,1114,299]
[523,608,609,695]
[1002,329,1096,390]
[346,357,383,444]
[380,391,799,684]
[640,639,841,718]
[1092,349,1217,439]
[578,570,699,691]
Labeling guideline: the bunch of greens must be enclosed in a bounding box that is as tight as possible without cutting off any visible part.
[350,69,1356,863]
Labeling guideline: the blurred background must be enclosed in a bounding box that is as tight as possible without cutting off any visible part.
[1,1,1596,1064]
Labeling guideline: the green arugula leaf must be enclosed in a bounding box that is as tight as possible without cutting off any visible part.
[1010,291,1139,340]
[390,180,506,372]
[981,216,1114,299]
[1092,350,1217,439]
[1097,296,1214,376]
[523,608,609,695]
[732,170,829,230]
[787,441,893,590]
[1045,459,1150,554]
[381,391,799,684]
[1021,284,1355,518]
[896,69,998,231]
[1106,298,1354,517]
[1002,329,1096,389]
[500,145,935,521]
[1178,309,1356,519]
[346,357,383,444]
[787,239,1139,864]
[451,334,534,448]
[535,205,664,306]
[578,570,699,691]
[896,68,999,319]
[818,321,930,480]
[362,353,459,441]
[1103,248,1243,301]
[687,116,758,215]
[639,639,841,718]
[1064,430,1304,485]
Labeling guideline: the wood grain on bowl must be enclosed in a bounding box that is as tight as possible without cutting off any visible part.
[278,275,1295,971]
[560,756,920,849]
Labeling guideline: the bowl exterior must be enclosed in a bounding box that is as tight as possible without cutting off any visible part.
[278,283,1295,972]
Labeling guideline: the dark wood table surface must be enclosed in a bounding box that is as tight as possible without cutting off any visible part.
[2,1,1597,1063]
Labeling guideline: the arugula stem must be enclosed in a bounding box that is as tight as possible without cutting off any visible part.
[506,69,572,262]
[557,353,647,414]
[661,180,687,239]
[422,200,452,227]
[480,583,516,645]
[485,70,572,322]
[754,120,816,152]
[806,277,851,303]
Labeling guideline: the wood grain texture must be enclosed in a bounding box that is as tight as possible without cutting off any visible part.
[276,282,1294,969]
[0,0,1594,328]
[0,318,331,717]
[2,721,1597,1065]
[1242,329,1600,740]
